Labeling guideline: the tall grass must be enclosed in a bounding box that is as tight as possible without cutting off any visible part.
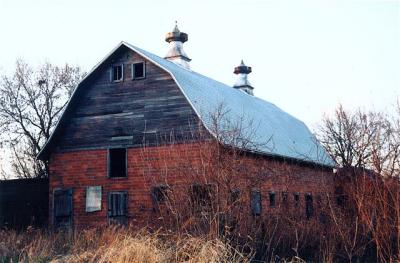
[0,226,251,263]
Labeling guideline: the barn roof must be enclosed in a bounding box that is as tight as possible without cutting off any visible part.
[38,42,335,167]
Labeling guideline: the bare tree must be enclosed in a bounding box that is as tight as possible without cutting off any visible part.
[0,59,84,178]
[318,104,399,175]
[318,103,400,261]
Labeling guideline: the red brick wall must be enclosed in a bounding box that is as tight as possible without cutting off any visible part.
[49,143,334,229]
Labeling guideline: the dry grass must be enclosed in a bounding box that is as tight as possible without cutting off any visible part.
[0,226,251,263]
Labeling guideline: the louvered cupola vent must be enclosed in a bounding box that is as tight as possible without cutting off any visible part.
[233,60,254,95]
[164,22,191,69]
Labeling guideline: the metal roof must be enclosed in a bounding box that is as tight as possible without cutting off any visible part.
[38,42,335,167]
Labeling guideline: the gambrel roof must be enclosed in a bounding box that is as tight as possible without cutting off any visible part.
[38,42,335,167]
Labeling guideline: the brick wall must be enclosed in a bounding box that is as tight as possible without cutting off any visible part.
[49,143,334,230]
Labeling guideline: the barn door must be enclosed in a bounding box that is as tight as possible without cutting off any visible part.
[53,188,72,229]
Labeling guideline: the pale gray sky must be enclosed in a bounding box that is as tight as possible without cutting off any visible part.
[0,0,399,129]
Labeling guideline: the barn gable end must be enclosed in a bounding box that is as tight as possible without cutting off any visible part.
[45,45,201,154]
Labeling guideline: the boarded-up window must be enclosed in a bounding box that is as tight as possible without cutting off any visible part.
[86,186,102,212]
[251,190,261,216]
[112,64,123,82]
[305,194,314,219]
[53,188,72,228]
[108,191,127,224]
[108,148,127,178]
[132,62,145,79]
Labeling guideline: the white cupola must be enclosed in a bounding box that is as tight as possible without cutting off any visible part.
[233,60,254,95]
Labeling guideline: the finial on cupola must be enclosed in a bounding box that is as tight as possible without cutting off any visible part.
[164,21,191,69]
[233,60,254,95]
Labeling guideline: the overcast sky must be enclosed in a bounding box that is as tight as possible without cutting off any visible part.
[0,0,399,129]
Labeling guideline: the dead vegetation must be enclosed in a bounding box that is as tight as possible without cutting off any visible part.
[1,99,399,262]
[0,226,252,263]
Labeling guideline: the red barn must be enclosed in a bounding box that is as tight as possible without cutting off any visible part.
[38,25,335,230]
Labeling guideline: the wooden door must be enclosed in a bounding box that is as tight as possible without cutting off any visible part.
[108,191,127,225]
[53,189,72,229]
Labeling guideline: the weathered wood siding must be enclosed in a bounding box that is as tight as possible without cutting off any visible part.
[54,46,201,152]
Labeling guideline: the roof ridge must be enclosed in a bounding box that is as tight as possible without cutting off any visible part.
[125,42,285,114]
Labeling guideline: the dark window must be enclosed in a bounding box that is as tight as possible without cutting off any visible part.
[269,192,276,207]
[305,194,314,219]
[108,148,127,178]
[230,188,241,205]
[282,191,288,204]
[251,190,261,216]
[132,62,145,79]
[294,193,300,207]
[151,185,170,203]
[335,186,346,206]
[53,189,72,228]
[108,191,127,224]
[317,195,322,207]
[112,64,123,82]
[189,184,214,211]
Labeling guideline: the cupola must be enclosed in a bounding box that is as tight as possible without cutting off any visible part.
[164,22,191,69]
[233,60,254,95]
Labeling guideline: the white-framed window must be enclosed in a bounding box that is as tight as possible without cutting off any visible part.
[111,64,123,82]
[131,62,145,79]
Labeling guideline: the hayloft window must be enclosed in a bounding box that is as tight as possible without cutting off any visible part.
[151,185,170,203]
[132,62,145,79]
[108,191,127,224]
[269,192,276,207]
[189,184,214,211]
[112,64,123,82]
[108,148,127,178]
[305,194,314,219]
[251,190,261,216]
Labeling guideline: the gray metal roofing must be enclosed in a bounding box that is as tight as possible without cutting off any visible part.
[38,42,335,167]
[124,43,334,167]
